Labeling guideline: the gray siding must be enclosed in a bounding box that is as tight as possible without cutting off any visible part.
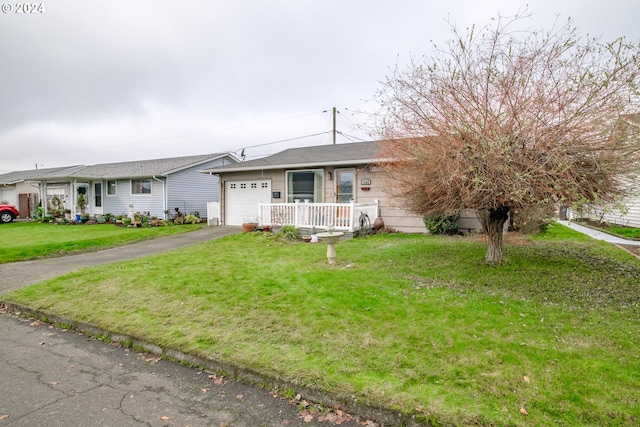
[166,158,224,217]
[102,178,166,218]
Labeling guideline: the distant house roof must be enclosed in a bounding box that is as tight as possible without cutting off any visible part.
[69,153,235,179]
[0,153,236,183]
[201,141,384,174]
[0,166,85,185]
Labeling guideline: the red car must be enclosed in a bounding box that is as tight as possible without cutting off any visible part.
[0,203,19,223]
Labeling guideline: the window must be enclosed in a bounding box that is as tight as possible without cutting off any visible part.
[286,169,323,203]
[131,179,151,195]
[107,180,117,196]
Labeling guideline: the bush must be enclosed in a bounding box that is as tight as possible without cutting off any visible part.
[184,214,201,224]
[510,204,555,234]
[277,225,300,242]
[423,212,460,235]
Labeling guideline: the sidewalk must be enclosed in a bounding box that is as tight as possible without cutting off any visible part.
[556,220,640,245]
[557,220,640,258]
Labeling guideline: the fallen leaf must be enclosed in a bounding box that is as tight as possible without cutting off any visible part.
[520,407,529,415]
[303,414,314,422]
[524,375,530,383]
[236,394,243,400]
[160,415,170,421]
[208,374,228,386]
[0,415,9,420]
[201,388,210,393]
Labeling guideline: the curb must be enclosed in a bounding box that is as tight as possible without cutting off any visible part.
[1,300,431,427]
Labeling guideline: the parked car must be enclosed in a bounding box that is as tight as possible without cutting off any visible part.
[0,204,19,223]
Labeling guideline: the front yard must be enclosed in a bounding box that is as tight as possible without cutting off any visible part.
[2,223,639,426]
[0,221,205,264]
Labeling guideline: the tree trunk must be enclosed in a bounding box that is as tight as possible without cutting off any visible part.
[483,206,510,264]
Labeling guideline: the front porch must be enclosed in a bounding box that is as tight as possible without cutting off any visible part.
[258,200,379,232]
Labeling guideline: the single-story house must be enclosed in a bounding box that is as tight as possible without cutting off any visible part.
[584,114,640,228]
[0,166,85,218]
[0,153,237,220]
[201,141,481,233]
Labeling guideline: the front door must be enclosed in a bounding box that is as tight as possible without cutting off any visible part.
[93,182,103,215]
[335,169,355,203]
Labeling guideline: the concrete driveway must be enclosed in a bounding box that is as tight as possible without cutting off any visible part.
[0,226,240,294]
[0,226,368,427]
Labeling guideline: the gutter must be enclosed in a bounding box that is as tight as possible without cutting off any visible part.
[202,158,392,174]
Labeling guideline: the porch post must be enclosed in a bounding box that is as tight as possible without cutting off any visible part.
[349,199,356,232]
[294,200,300,227]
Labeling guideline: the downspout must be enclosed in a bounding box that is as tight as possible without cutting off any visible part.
[152,175,166,218]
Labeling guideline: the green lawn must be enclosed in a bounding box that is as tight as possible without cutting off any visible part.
[3,223,639,426]
[0,221,205,263]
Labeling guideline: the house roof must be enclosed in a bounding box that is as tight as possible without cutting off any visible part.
[0,153,235,183]
[0,166,85,185]
[70,153,235,179]
[201,141,384,174]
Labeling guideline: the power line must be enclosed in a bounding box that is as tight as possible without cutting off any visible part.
[236,131,331,152]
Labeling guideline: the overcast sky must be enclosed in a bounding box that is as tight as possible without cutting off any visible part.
[1,0,638,172]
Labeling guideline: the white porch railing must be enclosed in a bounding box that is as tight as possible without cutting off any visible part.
[258,200,379,232]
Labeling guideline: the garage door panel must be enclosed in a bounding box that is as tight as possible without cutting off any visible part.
[225,180,271,225]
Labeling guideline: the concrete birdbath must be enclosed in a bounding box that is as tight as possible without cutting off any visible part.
[316,231,344,265]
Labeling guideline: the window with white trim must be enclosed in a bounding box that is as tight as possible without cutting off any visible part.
[131,179,151,195]
[286,169,323,203]
[107,180,117,196]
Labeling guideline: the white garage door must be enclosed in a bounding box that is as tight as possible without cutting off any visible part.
[225,180,271,225]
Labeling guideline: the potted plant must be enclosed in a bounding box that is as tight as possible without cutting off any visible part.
[242,222,257,233]
[77,193,87,213]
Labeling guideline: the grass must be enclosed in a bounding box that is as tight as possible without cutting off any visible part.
[607,225,640,239]
[0,221,205,263]
[3,223,640,426]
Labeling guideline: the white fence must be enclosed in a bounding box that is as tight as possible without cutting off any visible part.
[258,200,379,232]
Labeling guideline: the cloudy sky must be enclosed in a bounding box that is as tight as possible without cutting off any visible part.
[1,0,638,172]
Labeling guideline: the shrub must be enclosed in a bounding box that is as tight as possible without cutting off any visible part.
[423,212,460,235]
[510,204,555,234]
[184,214,201,224]
[277,225,300,242]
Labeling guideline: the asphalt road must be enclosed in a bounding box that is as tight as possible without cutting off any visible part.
[0,226,369,427]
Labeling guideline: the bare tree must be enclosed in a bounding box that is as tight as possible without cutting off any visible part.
[374,11,640,263]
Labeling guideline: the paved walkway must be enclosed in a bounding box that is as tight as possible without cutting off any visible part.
[557,220,640,245]
[556,220,640,257]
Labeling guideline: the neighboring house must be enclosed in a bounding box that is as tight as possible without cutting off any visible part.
[202,140,471,233]
[0,153,237,220]
[0,166,85,218]
[588,114,640,228]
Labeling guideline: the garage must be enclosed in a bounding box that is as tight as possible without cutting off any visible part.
[224,179,271,225]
